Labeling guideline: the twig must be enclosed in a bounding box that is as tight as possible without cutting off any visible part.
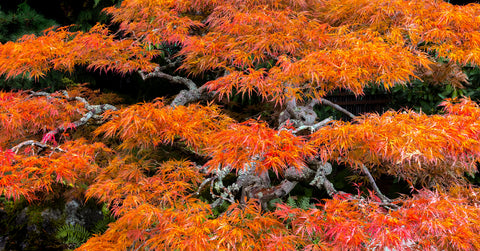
[254,180,298,209]
[210,198,224,208]
[11,140,65,154]
[132,239,147,251]
[196,176,215,195]
[320,98,356,119]
[209,176,235,205]
[322,178,339,197]
[32,90,117,143]
[292,117,333,133]
[139,68,215,107]
[308,161,339,197]
[139,67,197,90]
[360,164,391,203]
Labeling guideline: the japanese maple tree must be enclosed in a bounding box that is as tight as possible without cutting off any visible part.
[2,0,480,250]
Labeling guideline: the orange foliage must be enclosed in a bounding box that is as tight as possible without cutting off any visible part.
[1,0,479,102]
[0,139,110,202]
[5,0,478,102]
[0,91,85,147]
[96,101,314,175]
[66,84,124,105]
[86,159,203,216]
[2,0,480,250]
[276,189,480,250]
[78,199,299,251]
[81,156,299,250]
[310,97,480,186]
[0,24,156,80]
[206,120,315,175]
[95,100,234,151]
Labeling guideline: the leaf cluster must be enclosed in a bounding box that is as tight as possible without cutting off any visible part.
[311,98,480,186]
[0,139,111,202]
[2,0,480,250]
[276,189,480,250]
[56,223,91,249]
[0,90,85,146]
[0,24,157,80]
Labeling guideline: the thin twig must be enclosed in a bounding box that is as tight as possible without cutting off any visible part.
[360,164,391,203]
[320,98,356,119]
[11,140,65,154]
[27,90,117,143]
[133,240,147,251]
[196,176,215,195]
[209,177,235,204]
[292,117,333,133]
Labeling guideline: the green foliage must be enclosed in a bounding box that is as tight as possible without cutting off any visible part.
[285,191,315,210]
[315,104,348,121]
[91,216,114,235]
[0,70,72,91]
[462,66,480,100]
[91,204,115,234]
[384,57,480,114]
[390,80,458,114]
[365,64,480,114]
[0,196,26,235]
[210,201,230,218]
[0,2,57,43]
[55,204,115,249]
[72,0,122,31]
[25,205,44,225]
[56,224,91,248]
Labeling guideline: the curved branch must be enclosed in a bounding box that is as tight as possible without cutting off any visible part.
[42,103,117,143]
[139,67,197,90]
[279,98,318,126]
[251,180,298,209]
[28,90,118,143]
[292,117,333,134]
[139,68,216,107]
[319,98,356,119]
[170,85,214,107]
[11,140,65,154]
[360,164,392,203]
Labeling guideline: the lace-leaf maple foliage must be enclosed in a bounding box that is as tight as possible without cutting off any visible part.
[2,0,480,250]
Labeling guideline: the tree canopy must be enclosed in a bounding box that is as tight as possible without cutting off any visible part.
[2,0,480,250]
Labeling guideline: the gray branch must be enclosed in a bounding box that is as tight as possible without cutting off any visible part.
[279,98,318,128]
[138,67,215,107]
[292,117,333,134]
[285,161,339,197]
[170,85,214,107]
[360,164,392,203]
[139,67,197,90]
[319,98,356,119]
[28,90,117,143]
[11,140,65,154]
[42,103,117,143]
[138,58,181,80]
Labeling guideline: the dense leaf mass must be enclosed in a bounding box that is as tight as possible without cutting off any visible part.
[1,0,480,250]
[205,120,315,175]
[0,25,156,80]
[311,98,480,186]
[0,91,84,146]
[95,100,234,150]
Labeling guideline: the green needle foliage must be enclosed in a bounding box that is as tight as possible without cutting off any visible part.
[0,2,57,43]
